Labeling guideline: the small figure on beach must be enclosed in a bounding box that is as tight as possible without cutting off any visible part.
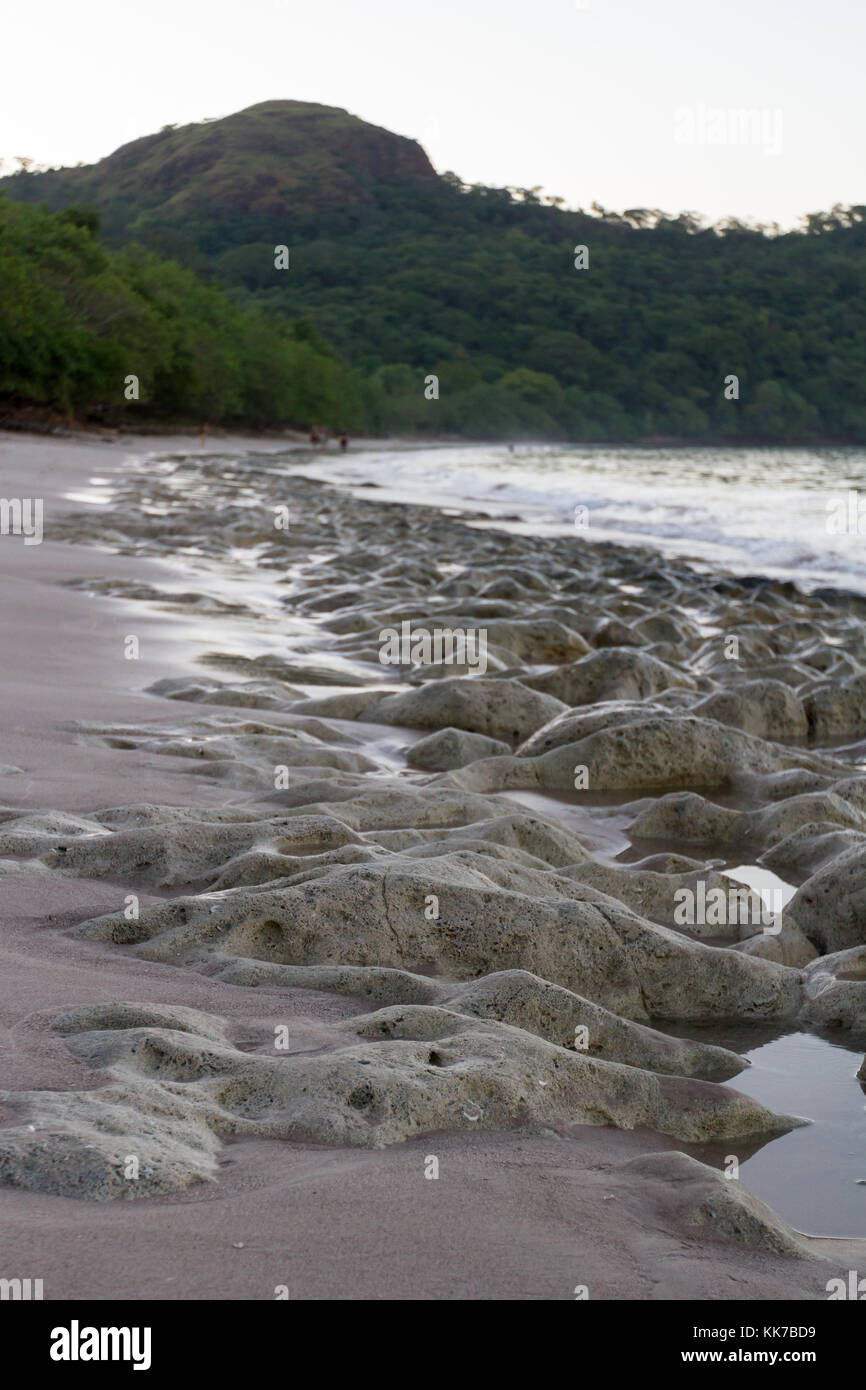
[339,430,349,451]
[309,426,320,447]
[199,422,209,447]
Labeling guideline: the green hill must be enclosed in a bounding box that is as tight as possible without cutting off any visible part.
[7,101,440,232]
[3,100,866,440]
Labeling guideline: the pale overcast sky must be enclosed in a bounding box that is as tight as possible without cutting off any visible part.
[3,0,863,226]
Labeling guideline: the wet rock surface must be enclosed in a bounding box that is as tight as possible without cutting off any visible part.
[6,451,866,1222]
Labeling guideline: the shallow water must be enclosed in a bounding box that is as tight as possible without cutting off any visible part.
[673,1025,866,1237]
[503,791,866,1236]
[292,442,866,595]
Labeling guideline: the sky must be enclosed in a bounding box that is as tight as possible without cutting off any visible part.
[2,0,863,227]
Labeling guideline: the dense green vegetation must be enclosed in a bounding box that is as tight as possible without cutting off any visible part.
[0,194,369,429]
[3,101,866,440]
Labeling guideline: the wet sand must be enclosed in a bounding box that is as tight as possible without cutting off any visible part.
[1,429,865,1300]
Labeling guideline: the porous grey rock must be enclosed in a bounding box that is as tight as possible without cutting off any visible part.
[0,812,110,855]
[332,678,569,743]
[525,648,694,706]
[517,701,673,757]
[693,680,808,740]
[786,843,866,954]
[761,825,866,879]
[801,947,866,1030]
[76,856,804,1024]
[42,814,365,889]
[621,1152,810,1256]
[526,717,835,794]
[561,861,765,937]
[481,617,591,664]
[433,970,747,1079]
[804,674,866,738]
[147,676,302,710]
[0,1005,801,1199]
[734,920,817,969]
[590,617,641,648]
[406,727,511,771]
[630,792,743,843]
[830,777,866,812]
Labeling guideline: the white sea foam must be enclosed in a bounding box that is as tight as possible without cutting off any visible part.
[292,442,866,595]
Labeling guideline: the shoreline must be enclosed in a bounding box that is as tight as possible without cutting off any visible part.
[2,413,864,451]
[1,430,866,1298]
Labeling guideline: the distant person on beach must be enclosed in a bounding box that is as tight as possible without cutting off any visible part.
[310,426,320,447]
[339,431,348,451]
[199,422,209,447]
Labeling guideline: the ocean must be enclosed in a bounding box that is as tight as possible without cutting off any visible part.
[292,442,866,595]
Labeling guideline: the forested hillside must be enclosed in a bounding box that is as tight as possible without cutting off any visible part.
[3,100,865,440]
[0,195,369,429]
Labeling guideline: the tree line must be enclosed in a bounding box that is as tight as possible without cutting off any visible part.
[2,179,865,441]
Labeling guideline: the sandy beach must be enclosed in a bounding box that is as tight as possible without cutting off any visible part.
[1,428,865,1301]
